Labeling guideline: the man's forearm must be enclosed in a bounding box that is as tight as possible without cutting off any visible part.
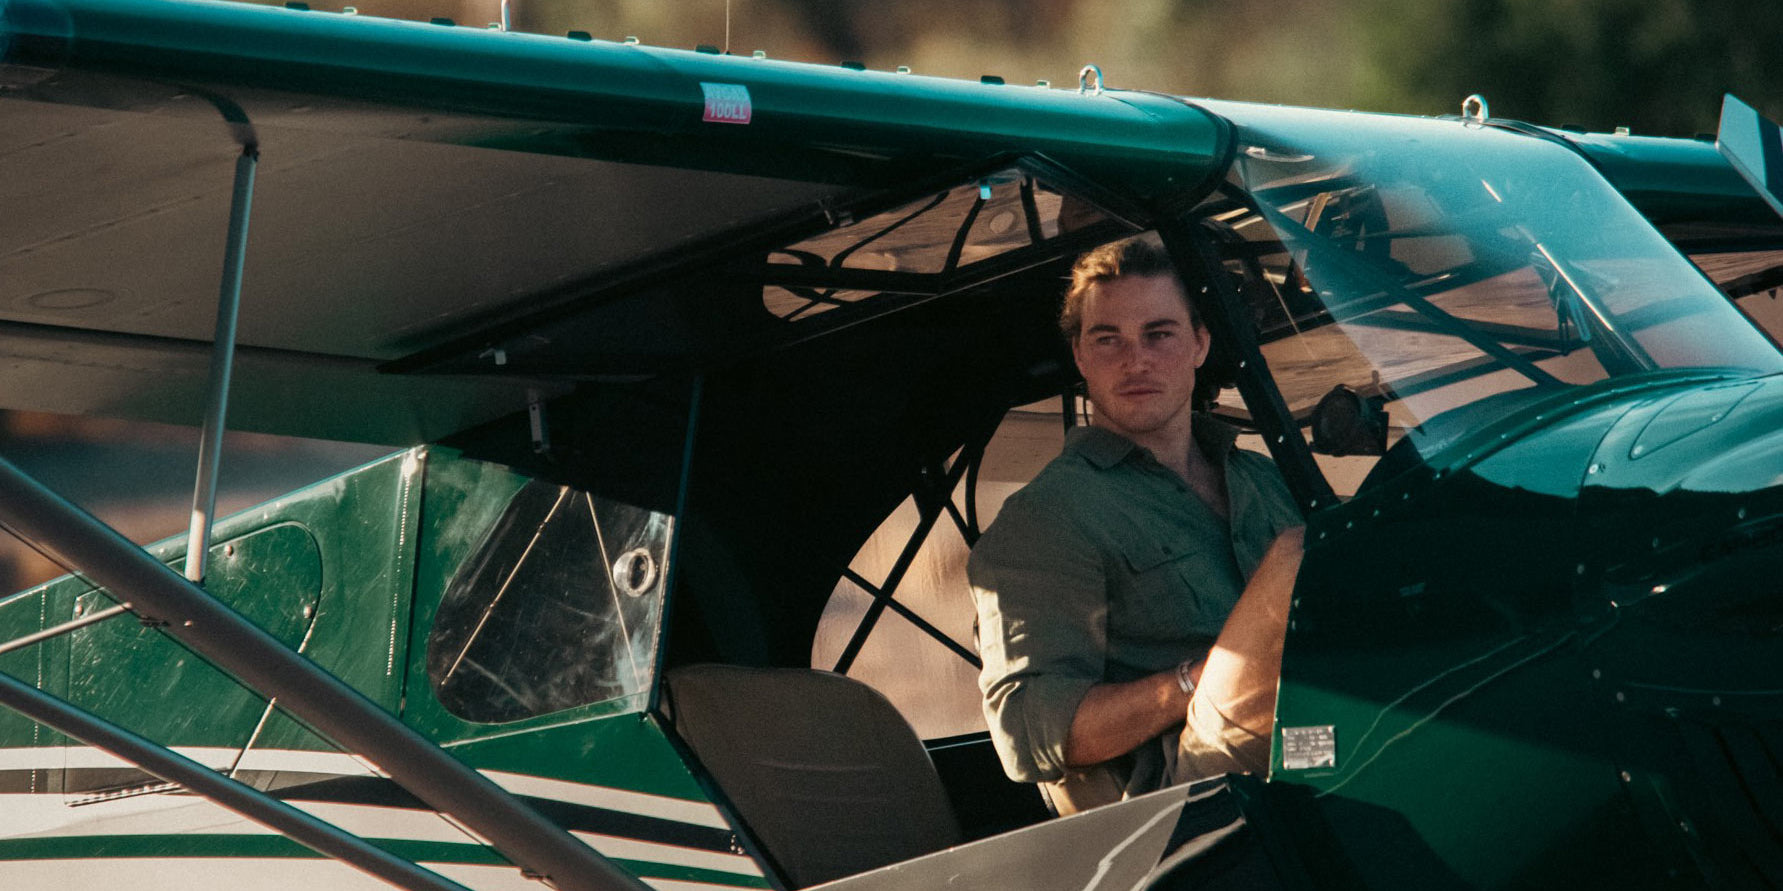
[1060,528,1302,769]
[1062,660,1202,768]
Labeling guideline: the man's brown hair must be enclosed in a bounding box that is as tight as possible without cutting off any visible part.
[1059,233,1198,340]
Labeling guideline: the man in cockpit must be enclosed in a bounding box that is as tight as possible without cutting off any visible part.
[969,233,1306,813]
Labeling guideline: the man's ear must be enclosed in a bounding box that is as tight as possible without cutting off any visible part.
[1069,333,1088,377]
[1190,320,1213,369]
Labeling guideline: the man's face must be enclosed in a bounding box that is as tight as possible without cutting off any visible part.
[1070,274,1210,442]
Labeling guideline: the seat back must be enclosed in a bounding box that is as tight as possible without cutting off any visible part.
[665,664,963,887]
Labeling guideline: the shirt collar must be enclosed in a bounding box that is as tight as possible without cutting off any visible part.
[1063,426,1139,469]
[1063,414,1243,471]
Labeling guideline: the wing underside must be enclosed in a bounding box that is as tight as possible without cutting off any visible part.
[0,0,1224,445]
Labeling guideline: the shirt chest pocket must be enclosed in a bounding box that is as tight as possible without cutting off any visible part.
[1111,535,1241,641]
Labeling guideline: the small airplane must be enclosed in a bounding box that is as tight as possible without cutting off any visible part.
[0,1,1779,889]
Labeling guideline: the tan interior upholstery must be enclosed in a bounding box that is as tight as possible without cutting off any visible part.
[664,664,964,887]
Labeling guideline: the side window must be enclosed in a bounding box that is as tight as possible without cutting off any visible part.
[425,470,671,724]
[812,398,1069,740]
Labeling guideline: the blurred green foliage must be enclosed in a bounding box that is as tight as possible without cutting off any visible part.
[1355,0,1783,135]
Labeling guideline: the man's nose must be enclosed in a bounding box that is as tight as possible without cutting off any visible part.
[1119,341,1151,370]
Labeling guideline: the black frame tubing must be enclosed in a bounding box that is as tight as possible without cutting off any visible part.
[1157,216,1337,513]
[830,413,1001,674]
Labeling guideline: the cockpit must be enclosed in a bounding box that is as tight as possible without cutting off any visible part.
[1193,100,1781,496]
[809,98,1783,768]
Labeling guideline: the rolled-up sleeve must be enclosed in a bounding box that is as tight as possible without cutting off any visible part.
[968,496,1107,784]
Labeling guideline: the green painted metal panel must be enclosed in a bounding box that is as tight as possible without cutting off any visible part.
[232,449,423,734]
[442,712,714,807]
[1268,375,1783,888]
[66,522,319,743]
[212,452,424,759]
[62,522,320,795]
[0,450,420,757]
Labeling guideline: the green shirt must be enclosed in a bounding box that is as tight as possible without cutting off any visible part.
[969,420,1301,790]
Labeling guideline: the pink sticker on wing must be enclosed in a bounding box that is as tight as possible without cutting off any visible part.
[701,83,752,124]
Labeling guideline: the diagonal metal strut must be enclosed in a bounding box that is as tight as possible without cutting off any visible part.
[186,143,257,585]
[0,668,474,891]
[0,602,130,657]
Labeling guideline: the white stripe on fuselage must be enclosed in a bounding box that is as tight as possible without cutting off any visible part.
[0,746,379,777]
[0,858,753,891]
[0,793,758,876]
[0,747,729,829]
[0,747,758,877]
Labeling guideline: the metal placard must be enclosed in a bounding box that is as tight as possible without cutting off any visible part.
[1280,724,1337,770]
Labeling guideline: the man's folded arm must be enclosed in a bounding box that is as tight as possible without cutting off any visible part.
[1064,665,1195,768]
[969,503,1108,783]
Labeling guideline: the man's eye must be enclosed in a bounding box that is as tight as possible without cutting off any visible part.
[1147,330,1175,341]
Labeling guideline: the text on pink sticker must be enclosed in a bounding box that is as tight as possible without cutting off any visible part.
[701,82,752,125]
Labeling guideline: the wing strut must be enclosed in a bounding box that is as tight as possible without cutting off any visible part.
[186,143,257,584]
[0,455,651,891]
[0,668,474,891]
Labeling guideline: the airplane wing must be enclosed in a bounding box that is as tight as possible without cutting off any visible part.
[0,0,1226,445]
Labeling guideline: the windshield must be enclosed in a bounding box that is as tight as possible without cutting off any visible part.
[1191,102,1783,487]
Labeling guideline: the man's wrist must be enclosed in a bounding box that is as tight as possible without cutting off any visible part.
[1175,659,1196,696]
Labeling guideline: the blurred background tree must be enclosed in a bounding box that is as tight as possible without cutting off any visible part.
[308,0,1781,136]
[1355,0,1783,135]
